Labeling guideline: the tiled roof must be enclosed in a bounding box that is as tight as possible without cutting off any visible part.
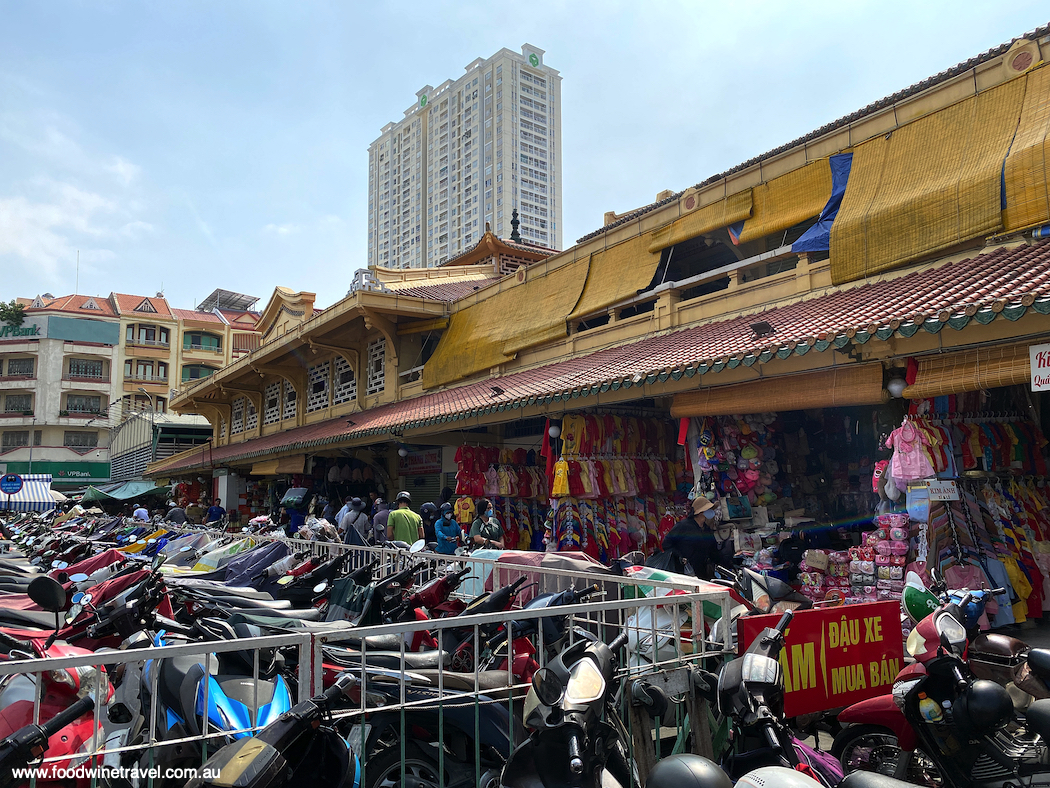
[218,310,260,325]
[386,278,501,301]
[28,294,118,317]
[577,23,1050,244]
[172,308,223,323]
[110,292,173,318]
[154,241,1050,474]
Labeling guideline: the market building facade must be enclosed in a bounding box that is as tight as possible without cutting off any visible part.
[150,29,1050,570]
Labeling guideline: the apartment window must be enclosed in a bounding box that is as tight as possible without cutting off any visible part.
[181,364,215,382]
[5,394,31,413]
[127,324,170,346]
[68,358,104,379]
[66,395,101,414]
[2,431,29,449]
[125,360,167,381]
[245,398,258,431]
[183,332,221,351]
[63,431,98,448]
[5,358,34,377]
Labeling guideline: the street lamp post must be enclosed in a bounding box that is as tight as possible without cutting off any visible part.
[28,417,35,474]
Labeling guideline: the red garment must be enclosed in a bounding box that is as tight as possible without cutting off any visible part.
[633,459,651,495]
[678,417,690,446]
[567,461,586,497]
[517,469,532,498]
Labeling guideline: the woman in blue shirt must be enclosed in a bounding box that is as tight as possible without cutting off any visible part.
[434,502,461,555]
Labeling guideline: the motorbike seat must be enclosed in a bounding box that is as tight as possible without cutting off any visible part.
[224,607,323,621]
[339,633,405,652]
[410,669,514,692]
[324,648,449,670]
[204,595,294,611]
[841,772,925,788]
[1028,699,1050,740]
[1028,649,1050,681]
[0,606,61,628]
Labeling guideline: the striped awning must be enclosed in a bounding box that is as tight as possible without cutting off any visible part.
[0,474,57,513]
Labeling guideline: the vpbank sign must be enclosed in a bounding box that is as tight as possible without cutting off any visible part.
[0,317,46,340]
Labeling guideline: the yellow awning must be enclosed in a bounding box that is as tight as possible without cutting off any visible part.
[670,363,887,418]
[735,160,832,244]
[831,75,1027,284]
[249,455,306,476]
[648,189,753,253]
[569,235,662,320]
[903,343,1032,399]
[1002,63,1050,231]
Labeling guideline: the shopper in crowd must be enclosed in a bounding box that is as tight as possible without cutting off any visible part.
[340,497,371,545]
[660,497,719,579]
[321,497,339,524]
[132,502,149,521]
[434,502,460,555]
[166,500,188,525]
[419,501,438,544]
[205,498,226,525]
[469,497,504,550]
[387,491,424,544]
[334,495,353,526]
[287,505,306,538]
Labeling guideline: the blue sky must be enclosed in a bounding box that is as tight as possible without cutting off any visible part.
[1,1,1047,310]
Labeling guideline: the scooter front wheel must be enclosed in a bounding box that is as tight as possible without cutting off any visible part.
[832,724,942,787]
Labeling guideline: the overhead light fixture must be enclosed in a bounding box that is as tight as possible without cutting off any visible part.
[548,423,561,439]
[750,320,774,338]
[398,446,409,458]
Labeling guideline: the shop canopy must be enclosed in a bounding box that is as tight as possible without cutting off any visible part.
[0,474,57,513]
[81,480,172,503]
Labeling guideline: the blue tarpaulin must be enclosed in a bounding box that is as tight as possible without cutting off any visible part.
[791,153,854,253]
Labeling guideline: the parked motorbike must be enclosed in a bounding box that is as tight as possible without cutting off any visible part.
[835,588,1050,788]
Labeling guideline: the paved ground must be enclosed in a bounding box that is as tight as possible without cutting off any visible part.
[993,618,1050,649]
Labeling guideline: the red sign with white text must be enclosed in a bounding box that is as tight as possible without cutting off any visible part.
[737,601,903,716]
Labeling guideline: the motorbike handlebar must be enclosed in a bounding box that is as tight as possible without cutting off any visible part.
[774,609,794,635]
[40,695,95,737]
[609,631,630,652]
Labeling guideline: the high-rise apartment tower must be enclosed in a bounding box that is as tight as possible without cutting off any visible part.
[367,45,562,269]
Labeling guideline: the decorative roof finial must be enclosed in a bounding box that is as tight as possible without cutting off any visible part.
[510,208,521,242]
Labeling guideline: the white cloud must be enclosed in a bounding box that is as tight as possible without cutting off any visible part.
[264,222,301,235]
[106,156,141,186]
[0,181,119,280]
[119,220,154,238]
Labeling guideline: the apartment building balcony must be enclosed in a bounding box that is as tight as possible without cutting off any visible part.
[61,373,111,392]
[124,340,171,359]
[123,373,168,393]
[0,375,36,390]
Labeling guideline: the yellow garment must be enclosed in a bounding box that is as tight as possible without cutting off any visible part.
[551,459,570,497]
[830,76,1026,284]
[561,414,586,457]
[1002,555,1032,624]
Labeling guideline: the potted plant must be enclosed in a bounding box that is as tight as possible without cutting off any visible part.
[59,409,69,417]
[22,410,32,416]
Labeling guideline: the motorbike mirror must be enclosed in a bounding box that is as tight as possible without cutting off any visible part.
[531,666,565,707]
[71,591,85,605]
[53,561,68,570]
[409,539,426,553]
[136,539,146,545]
[81,594,92,605]
[69,573,90,583]
[277,576,295,586]
[65,604,82,624]
[179,545,194,553]
[313,581,329,594]
[29,557,42,566]
[147,539,157,545]
[28,575,67,612]
[151,553,167,572]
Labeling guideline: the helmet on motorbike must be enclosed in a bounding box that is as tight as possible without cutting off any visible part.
[645,755,733,788]
[395,491,412,504]
[737,766,823,788]
[954,678,1013,735]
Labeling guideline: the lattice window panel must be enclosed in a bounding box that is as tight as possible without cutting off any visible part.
[307,361,330,413]
[332,357,357,405]
[263,382,281,424]
[231,397,244,434]
[283,384,297,420]
[218,419,227,441]
[245,398,258,431]
[366,338,386,395]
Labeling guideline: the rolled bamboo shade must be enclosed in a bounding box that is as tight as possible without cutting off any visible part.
[249,454,305,476]
[670,363,887,418]
[903,343,1032,399]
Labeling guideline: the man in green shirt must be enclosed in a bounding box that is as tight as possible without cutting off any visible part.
[386,491,424,544]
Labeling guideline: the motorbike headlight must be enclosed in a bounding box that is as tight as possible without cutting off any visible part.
[935,612,967,654]
[48,669,77,692]
[892,678,922,710]
[74,666,100,699]
[564,658,606,705]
